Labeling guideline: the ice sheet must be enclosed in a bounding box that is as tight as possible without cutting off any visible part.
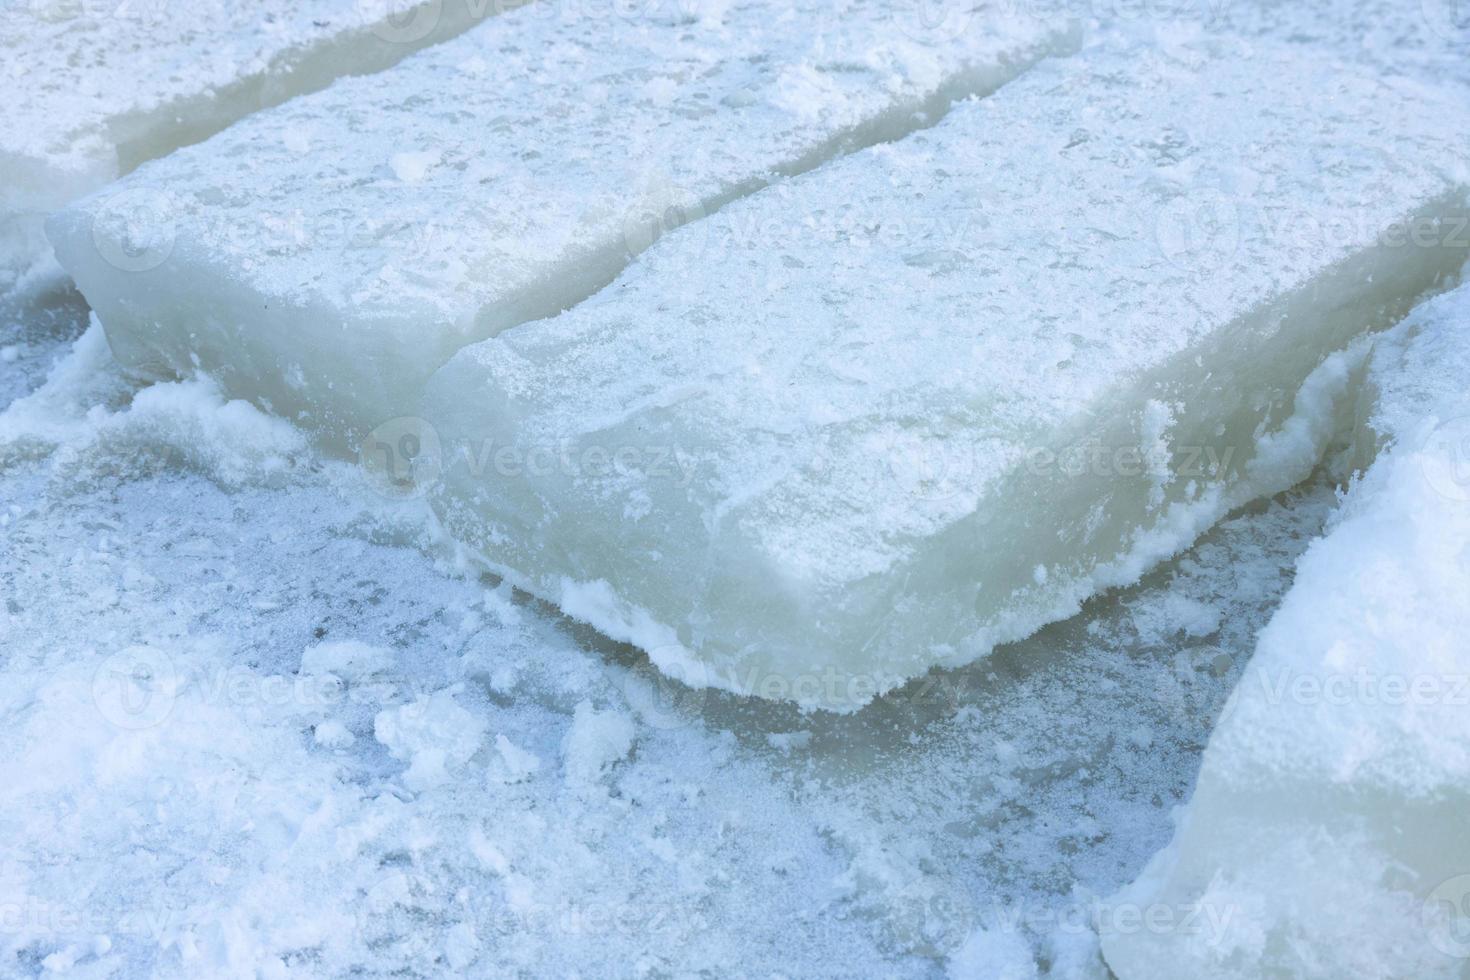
[48,0,1074,445]
[424,38,1470,709]
[1102,278,1470,978]
[0,0,508,290]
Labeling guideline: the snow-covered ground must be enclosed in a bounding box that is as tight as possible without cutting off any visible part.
[1,304,1337,975]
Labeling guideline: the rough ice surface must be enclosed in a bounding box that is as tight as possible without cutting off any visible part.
[49,0,1073,447]
[0,0,504,291]
[0,316,1338,976]
[1206,0,1470,88]
[7,1,1470,975]
[1102,279,1470,979]
[425,37,1470,709]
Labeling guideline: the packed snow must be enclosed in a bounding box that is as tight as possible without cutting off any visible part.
[51,0,1072,445]
[426,37,1469,709]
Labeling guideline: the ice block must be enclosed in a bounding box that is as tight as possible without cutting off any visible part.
[1,0,510,290]
[424,40,1470,709]
[1102,280,1470,980]
[48,0,1074,445]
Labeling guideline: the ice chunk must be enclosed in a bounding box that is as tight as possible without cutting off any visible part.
[374,688,487,792]
[1101,280,1470,979]
[48,1,1074,446]
[424,40,1470,710]
[0,0,507,290]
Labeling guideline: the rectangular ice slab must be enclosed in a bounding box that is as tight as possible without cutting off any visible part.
[424,40,1470,710]
[1102,280,1470,980]
[48,0,1073,446]
[1,0,505,290]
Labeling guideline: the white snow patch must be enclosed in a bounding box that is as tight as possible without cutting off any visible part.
[561,701,636,785]
[389,150,440,184]
[948,926,1037,979]
[374,689,487,792]
[301,640,395,683]
[492,733,542,784]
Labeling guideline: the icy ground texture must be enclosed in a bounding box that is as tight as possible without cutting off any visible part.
[0,280,89,411]
[1102,281,1470,978]
[0,315,1337,976]
[0,0,502,291]
[426,37,1470,709]
[1183,0,1470,87]
[50,0,1072,446]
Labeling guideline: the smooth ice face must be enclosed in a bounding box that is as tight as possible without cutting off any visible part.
[47,0,1074,445]
[425,39,1470,710]
[0,0,502,289]
[1102,282,1470,980]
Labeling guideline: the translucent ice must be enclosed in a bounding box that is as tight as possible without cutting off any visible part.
[1102,279,1470,979]
[48,0,1073,445]
[0,0,505,289]
[424,40,1470,710]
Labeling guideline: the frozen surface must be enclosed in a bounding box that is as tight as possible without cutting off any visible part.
[49,0,1073,446]
[0,0,505,291]
[9,1,1470,975]
[426,37,1470,709]
[1102,280,1470,978]
[1208,0,1470,88]
[0,311,1337,977]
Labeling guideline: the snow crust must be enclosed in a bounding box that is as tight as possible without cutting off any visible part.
[49,0,1072,445]
[0,0,502,290]
[426,37,1470,708]
[1102,279,1470,978]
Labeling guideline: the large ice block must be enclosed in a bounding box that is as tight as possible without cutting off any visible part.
[423,40,1470,710]
[1101,280,1470,980]
[1,0,509,290]
[48,0,1074,445]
